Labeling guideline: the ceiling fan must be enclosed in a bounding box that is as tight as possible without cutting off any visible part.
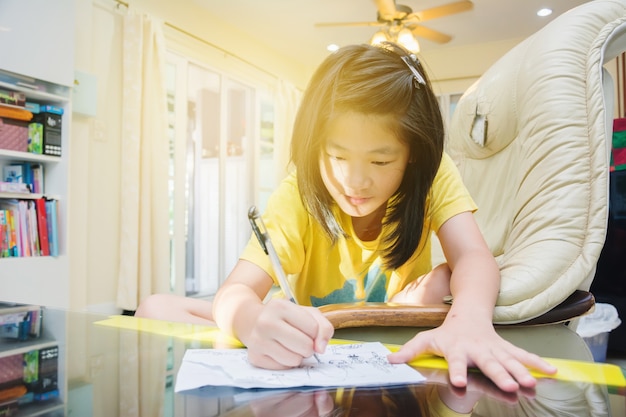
[315,0,474,49]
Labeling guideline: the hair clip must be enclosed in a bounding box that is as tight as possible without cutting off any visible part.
[400,55,426,88]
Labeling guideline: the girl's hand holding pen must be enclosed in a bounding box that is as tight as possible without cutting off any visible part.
[245,298,334,370]
[245,206,333,369]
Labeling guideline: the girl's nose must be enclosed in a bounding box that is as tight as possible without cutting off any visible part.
[342,163,371,191]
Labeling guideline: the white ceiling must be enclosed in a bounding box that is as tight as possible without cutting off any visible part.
[193,0,592,70]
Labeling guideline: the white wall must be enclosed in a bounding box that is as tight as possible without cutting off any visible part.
[131,0,312,90]
[424,38,525,95]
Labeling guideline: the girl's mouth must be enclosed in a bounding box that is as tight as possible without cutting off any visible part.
[347,196,370,206]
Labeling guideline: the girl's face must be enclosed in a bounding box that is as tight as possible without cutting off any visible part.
[319,112,410,219]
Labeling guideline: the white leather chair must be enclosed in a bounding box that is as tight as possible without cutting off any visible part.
[324,0,626,362]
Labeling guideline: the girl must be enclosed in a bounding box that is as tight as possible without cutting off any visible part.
[136,42,556,392]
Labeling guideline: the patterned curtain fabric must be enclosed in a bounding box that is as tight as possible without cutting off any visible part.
[116,10,170,311]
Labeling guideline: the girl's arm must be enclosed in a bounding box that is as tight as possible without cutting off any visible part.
[212,259,334,369]
[388,212,556,392]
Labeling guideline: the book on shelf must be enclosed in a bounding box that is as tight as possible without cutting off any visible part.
[0,198,57,258]
[17,200,28,257]
[27,201,40,256]
[29,164,44,194]
[0,201,18,257]
[0,210,8,257]
[20,163,43,194]
[34,198,49,256]
[44,200,58,257]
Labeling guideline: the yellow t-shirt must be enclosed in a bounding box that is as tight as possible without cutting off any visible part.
[240,153,476,306]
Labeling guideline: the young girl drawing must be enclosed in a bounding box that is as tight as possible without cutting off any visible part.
[136,42,556,392]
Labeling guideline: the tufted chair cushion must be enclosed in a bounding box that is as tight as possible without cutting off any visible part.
[445,0,626,323]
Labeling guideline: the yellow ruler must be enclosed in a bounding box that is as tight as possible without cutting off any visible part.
[331,338,626,388]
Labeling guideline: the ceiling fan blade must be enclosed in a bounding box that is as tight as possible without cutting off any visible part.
[411,25,452,44]
[374,0,398,21]
[414,0,473,22]
[315,21,384,28]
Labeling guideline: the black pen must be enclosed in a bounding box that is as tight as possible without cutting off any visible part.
[248,206,298,304]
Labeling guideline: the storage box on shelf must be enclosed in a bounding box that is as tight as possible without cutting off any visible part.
[0,69,70,309]
[0,117,28,153]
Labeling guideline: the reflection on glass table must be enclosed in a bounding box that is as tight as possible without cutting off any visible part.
[182,374,619,417]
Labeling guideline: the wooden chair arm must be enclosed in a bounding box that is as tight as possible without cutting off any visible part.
[318,302,449,329]
[319,290,595,329]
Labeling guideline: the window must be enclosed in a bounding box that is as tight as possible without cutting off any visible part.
[166,51,276,298]
[438,92,463,130]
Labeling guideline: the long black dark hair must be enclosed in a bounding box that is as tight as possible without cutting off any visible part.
[290,42,444,269]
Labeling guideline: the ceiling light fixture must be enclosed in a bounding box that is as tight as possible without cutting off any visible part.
[537,8,553,17]
[370,30,390,46]
[370,24,420,53]
[397,28,420,53]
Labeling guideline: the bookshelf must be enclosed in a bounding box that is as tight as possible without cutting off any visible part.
[0,71,71,309]
[0,2,73,414]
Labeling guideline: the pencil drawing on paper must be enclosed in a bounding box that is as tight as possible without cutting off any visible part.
[174,341,426,392]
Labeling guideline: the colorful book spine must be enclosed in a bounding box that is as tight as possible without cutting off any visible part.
[0,201,21,257]
[0,210,8,257]
[13,205,21,257]
[27,201,40,256]
[45,200,58,257]
[30,164,44,194]
[21,163,33,194]
[6,208,17,257]
[34,199,49,256]
[18,200,30,257]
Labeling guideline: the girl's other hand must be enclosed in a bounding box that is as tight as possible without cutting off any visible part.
[387,317,557,392]
[245,298,334,369]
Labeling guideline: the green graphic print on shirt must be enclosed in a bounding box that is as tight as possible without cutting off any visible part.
[309,264,389,307]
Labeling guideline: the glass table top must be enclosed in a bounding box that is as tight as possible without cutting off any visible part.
[0,304,624,417]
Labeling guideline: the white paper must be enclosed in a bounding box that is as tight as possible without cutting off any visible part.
[175,342,426,392]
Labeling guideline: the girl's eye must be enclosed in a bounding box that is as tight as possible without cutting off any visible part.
[326,152,345,161]
[372,161,391,166]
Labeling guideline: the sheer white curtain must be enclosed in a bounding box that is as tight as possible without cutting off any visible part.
[273,79,302,182]
[116,10,170,311]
